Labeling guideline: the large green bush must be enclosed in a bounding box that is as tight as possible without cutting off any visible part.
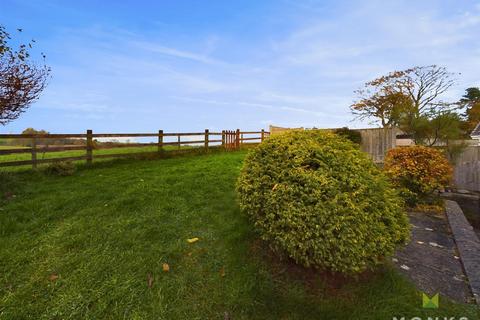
[237,130,409,274]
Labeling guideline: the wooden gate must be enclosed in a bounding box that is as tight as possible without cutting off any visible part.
[223,130,240,151]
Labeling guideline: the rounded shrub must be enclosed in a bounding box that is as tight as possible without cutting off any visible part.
[237,130,409,274]
[44,161,76,176]
[384,145,453,207]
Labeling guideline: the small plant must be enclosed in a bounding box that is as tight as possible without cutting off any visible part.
[384,146,452,207]
[45,161,76,176]
[237,130,409,275]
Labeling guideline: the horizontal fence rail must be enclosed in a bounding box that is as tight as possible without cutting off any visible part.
[0,129,270,169]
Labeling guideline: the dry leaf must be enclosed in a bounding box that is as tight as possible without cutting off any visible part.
[147,273,154,288]
[400,264,410,271]
[49,273,59,281]
[187,237,199,244]
[272,184,278,191]
[220,267,226,278]
[162,263,170,272]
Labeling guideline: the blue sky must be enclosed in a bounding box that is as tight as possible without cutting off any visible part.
[1,0,479,133]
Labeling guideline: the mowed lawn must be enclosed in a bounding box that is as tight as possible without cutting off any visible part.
[0,152,478,319]
[0,145,198,165]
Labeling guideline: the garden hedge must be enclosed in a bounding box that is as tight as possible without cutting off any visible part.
[237,130,410,274]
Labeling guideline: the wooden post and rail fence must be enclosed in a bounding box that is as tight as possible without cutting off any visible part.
[0,129,269,169]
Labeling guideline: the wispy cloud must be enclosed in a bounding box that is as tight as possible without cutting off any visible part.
[130,41,224,65]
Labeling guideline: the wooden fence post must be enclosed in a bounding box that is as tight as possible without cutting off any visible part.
[158,130,164,154]
[236,129,240,150]
[86,129,93,165]
[204,129,209,152]
[261,129,265,142]
[221,130,225,149]
[177,134,181,150]
[31,136,37,169]
[225,131,228,151]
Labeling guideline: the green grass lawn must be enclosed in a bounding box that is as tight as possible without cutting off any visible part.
[0,152,478,319]
[0,145,201,171]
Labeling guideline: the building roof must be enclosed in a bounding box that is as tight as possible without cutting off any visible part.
[471,122,480,138]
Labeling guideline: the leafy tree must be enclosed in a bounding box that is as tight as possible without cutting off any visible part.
[459,87,480,133]
[404,112,463,146]
[18,127,49,146]
[0,26,50,125]
[460,87,480,105]
[352,66,457,128]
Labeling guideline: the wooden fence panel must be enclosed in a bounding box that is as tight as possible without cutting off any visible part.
[454,146,480,191]
[357,128,398,163]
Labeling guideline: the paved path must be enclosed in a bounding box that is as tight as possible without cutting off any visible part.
[446,200,480,304]
[394,211,473,303]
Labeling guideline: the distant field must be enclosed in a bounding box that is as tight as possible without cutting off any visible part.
[0,146,28,150]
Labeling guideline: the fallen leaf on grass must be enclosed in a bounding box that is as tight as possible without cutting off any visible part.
[187,237,199,244]
[162,263,170,272]
[147,273,154,288]
[272,184,278,191]
[49,273,59,281]
[220,267,225,278]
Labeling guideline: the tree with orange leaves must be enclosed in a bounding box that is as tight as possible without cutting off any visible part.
[351,65,457,128]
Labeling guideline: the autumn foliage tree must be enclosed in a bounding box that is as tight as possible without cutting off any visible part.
[352,66,457,129]
[0,26,50,125]
[351,66,465,148]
